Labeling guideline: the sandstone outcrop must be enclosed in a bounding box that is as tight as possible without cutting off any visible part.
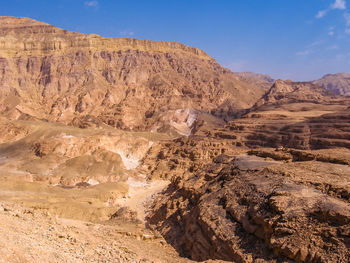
[253,80,334,108]
[142,82,350,261]
[221,80,350,149]
[0,16,268,134]
[148,148,350,262]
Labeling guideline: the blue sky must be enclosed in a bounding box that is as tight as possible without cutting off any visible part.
[0,0,349,81]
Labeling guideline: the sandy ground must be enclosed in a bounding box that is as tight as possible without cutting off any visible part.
[117,177,170,222]
[0,201,190,263]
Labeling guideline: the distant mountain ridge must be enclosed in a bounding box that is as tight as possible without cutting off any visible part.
[234,72,275,83]
[235,71,350,97]
[313,73,350,96]
[233,72,275,93]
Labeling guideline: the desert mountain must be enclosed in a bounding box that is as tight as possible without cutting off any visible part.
[226,80,350,149]
[314,72,350,96]
[234,71,274,92]
[234,71,274,83]
[254,79,334,107]
[0,16,268,135]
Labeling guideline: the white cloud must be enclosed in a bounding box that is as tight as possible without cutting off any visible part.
[119,31,135,37]
[344,13,350,33]
[345,13,350,26]
[296,50,311,56]
[331,0,346,10]
[85,1,98,7]
[307,40,323,48]
[316,10,328,18]
[327,45,338,50]
[328,31,335,36]
[316,0,346,19]
[297,40,324,56]
[336,54,346,60]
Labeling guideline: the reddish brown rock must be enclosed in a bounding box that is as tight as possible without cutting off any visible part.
[0,16,268,135]
[148,152,350,262]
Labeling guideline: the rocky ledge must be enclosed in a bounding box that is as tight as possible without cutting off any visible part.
[148,151,350,262]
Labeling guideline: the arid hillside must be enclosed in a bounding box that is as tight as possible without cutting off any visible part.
[0,16,268,135]
[144,79,350,262]
[314,73,350,96]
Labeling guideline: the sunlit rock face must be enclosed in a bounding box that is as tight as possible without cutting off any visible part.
[0,16,268,134]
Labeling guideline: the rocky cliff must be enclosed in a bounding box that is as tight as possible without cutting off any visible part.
[148,148,350,262]
[0,17,210,58]
[0,16,267,134]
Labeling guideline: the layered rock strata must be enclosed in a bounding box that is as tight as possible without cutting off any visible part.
[0,16,267,134]
[148,149,350,262]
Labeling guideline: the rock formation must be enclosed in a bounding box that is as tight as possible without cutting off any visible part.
[225,80,350,149]
[148,150,350,262]
[143,79,350,262]
[314,73,350,96]
[0,16,268,134]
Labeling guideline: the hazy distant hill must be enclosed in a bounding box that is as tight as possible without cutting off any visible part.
[233,72,274,92]
[234,72,275,83]
[314,73,350,96]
